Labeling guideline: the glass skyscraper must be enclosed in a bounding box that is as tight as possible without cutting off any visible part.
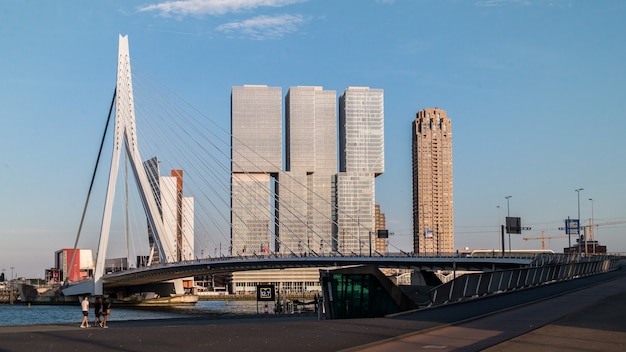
[231,85,282,255]
[231,85,338,256]
[282,86,337,255]
[231,85,384,257]
[337,87,384,255]
[230,85,337,291]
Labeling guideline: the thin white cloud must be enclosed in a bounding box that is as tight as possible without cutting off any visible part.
[139,0,304,17]
[475,0,531,7]
[216,14,306,39]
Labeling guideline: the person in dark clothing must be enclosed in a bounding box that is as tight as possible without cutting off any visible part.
[94,297,102,327]
[101,297,111,328]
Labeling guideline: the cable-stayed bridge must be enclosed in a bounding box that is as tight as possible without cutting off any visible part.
[61,35,574,299]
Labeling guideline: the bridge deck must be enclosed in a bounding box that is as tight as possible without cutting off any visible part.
[101,255,535,287]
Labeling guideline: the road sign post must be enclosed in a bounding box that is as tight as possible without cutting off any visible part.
[256,284,275,314]
[565,218,580,252]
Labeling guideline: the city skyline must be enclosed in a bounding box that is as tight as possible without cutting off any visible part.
[1,1,625,278]
[232,85,382,256]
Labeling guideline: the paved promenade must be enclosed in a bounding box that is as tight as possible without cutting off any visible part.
[1,267,625,351]
[354,268,626,351]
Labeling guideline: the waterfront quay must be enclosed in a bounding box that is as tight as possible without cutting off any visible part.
[1,265,625,351]
[0,287,19,304]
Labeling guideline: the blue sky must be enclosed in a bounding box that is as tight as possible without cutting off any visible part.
[1,0,625,278]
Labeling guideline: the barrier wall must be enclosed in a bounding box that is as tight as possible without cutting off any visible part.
[429,255,621,306]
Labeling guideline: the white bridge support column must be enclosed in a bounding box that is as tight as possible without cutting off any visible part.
[93,34,177,295]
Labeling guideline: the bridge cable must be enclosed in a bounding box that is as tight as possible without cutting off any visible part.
[67,88,116,284]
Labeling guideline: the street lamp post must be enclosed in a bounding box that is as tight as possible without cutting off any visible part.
[575,188,583,253]
[497,205,501,251]
[505,196,512,252]
[589,198,595,253]
[505,196,512,218]
[9,266,15,304]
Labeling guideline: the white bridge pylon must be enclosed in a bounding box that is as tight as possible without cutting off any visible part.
[91,35,176,295]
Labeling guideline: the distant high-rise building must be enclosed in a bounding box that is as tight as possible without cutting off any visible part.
[144,157,162,263]
[374,204,388,253]
[283,86,337,255]
[231,85,337,291]
[231,85,282,255]
[412,107,454,254]
[170,170,195,262]
[337,87,384,254]
[143,157,195,264]
[230,85,385,257]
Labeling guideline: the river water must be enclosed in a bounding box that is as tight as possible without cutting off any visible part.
[0,300,264,326]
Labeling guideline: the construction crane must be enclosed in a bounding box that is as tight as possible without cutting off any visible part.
[523,231,569,250]
[578,220,626,254]
[581,220,626,242]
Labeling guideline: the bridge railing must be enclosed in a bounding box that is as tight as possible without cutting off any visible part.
[429,255,621,307]
[190,250,548,262]
[109,250,549,275]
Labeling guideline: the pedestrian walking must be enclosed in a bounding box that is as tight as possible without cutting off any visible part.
[80,296,90,328]
[101,297,111,328]
[94,297,103,327]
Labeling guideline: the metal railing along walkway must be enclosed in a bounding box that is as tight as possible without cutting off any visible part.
[430,255,621,306]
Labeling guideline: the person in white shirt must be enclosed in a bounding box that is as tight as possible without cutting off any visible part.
[80,296,90,328]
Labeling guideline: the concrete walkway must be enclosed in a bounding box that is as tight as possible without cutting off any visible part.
[353,271,626,351]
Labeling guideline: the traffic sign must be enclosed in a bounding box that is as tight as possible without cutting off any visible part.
[565,219,580,235]
[506,217,521,234]
[257,284,275,301]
